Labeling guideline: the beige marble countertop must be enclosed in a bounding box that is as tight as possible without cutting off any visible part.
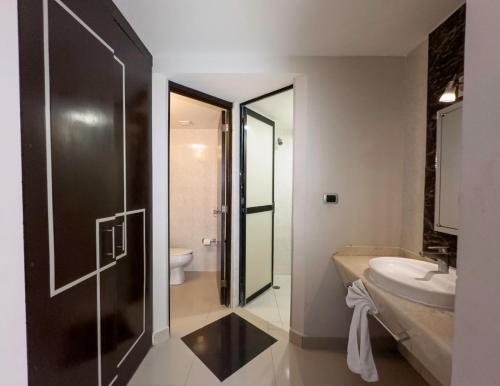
[333,246,454,386]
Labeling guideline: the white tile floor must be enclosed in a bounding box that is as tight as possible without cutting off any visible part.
[244,274,291,331]
[128,271,427,386]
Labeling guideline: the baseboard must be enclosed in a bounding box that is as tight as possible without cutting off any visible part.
[152,326,170,346]
[288,328,302,346]
[289,328,347,350]
[289,328,397,353]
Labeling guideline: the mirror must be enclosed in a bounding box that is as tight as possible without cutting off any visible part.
[434,102,462,235]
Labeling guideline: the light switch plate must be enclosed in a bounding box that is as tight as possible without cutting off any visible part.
[323,193,339,204]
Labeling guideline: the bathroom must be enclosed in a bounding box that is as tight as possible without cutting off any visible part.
[146,3,468,384]
[9,1,500,385]
[168,89,229,335]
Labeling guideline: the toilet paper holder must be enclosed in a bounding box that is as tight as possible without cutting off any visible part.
[202,238,218,246]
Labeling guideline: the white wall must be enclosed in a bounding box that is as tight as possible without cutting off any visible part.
[400,40,428,254]
[0,1,28,384]
[290,74,308,334]
[294,58,406,337]
[230,106,241,307]
[152,55,407,338]
[152,73,169,340]
[170,128,219,271]
[452,1,500,384]
[273,126,293,275]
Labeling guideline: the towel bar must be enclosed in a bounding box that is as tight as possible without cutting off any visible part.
[344,281,410,342]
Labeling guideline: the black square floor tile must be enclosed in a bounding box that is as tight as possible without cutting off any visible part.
[181,313,277,381]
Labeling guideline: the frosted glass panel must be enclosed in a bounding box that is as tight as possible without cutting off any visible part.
[245,211,273,298]
[246,114,273,207]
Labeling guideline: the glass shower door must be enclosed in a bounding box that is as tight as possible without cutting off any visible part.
[241,108,275,303]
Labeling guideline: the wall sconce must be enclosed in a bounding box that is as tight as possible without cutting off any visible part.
[439,75,464,103]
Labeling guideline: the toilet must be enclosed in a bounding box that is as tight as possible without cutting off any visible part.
[170,248,193,285]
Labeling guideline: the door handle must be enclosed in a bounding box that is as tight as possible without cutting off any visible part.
[103,228,115,258]
[114,223,124,250]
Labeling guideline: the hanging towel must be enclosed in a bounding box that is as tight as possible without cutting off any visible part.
[345,279,379,382]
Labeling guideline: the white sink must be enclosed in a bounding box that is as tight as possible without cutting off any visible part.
[368,257,456,309]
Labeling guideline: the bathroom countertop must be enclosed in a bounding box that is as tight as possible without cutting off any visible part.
[333,247,454,386]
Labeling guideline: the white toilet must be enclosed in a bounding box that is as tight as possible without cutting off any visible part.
[170,248,193,285]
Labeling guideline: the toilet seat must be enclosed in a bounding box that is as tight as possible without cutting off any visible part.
[170,248,192,256]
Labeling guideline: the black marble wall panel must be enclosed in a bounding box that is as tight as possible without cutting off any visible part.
[423,4,466,267]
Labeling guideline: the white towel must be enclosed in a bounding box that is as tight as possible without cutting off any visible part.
[346,279,379,382]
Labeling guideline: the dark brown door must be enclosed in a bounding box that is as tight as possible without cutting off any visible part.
[18,1,152,385]
[216,110,230,305]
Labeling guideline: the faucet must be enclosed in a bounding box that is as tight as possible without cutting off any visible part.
[420,246,450,273]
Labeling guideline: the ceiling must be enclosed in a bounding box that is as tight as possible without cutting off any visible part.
[170,93,223,130]
[247,89,294,131]
[114,0,463,57]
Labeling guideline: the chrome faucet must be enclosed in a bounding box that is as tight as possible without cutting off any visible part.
[420,246,450,273]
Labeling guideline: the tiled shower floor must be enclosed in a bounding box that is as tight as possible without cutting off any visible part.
[244,274,291,331]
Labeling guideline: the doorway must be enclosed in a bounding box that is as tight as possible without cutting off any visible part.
[168,83,232,336]
[239,86,294,331]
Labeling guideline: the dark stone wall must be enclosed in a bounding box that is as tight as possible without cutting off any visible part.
[423,4,466,267]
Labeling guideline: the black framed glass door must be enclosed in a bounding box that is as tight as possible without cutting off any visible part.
[240,108,275,304]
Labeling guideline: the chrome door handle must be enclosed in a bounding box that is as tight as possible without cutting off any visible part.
[103,228,114,257]
[114,223,124,249]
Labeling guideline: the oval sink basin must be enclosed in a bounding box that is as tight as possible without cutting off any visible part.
[368,257,456,309]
